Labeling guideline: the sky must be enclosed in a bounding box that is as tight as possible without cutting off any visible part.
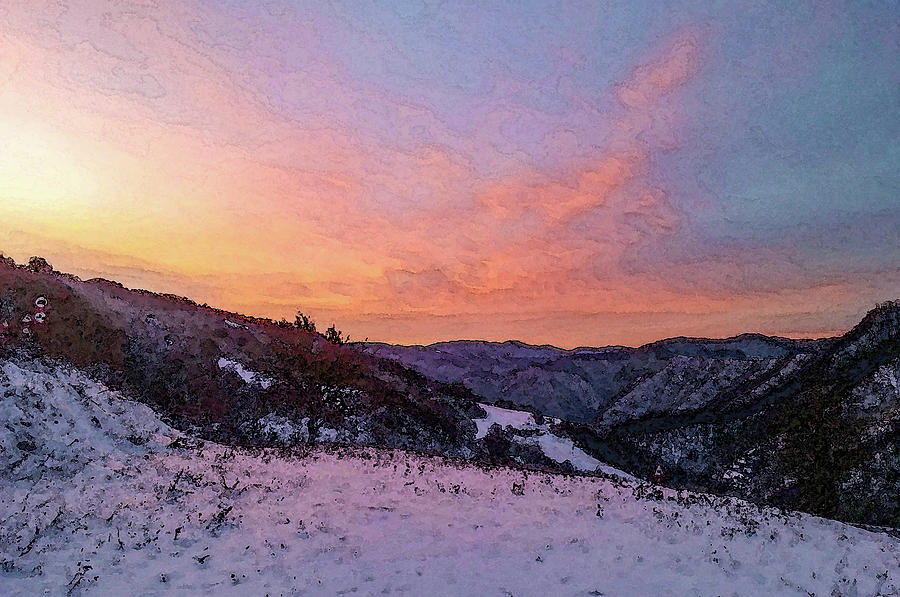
[1,0,897,348]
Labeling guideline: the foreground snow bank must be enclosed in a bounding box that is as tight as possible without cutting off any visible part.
[1,358,898,596]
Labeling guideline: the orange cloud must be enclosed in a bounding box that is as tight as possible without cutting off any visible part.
[12,10,847,349]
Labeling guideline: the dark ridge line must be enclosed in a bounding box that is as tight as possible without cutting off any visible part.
[3,252,895,351]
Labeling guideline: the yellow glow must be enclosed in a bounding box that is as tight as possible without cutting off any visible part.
[0,117,101,210]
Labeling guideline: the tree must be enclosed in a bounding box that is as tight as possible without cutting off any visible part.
[294,310,346,343]
[294,312,317,333]
[324,324,346,345]
[26,256,54,274]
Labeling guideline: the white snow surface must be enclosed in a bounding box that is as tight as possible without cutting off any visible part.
[223,319,248,330]
[474,403,550,438]
[256,413,310,444]
[474,403,634,478]
[216,357,274,389]
[1,358,898,597]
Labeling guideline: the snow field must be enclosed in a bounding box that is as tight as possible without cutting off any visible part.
[0,359,897,596]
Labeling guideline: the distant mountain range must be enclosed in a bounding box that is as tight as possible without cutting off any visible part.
[2,254,897,527]
[363,334,831,425]
[365,302,900,527]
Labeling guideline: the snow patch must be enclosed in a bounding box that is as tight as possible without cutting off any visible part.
[474,403,634,478]
[224,318,248,330]
[217,357,274,389]
[257,413,309,443]
[317,425,339,442]
[474,403,547,438]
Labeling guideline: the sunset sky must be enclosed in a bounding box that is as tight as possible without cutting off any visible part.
[1,1,897,347]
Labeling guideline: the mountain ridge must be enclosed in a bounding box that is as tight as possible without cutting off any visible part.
[363,330,837,354]
[367,300,900,526]
[3,254,898,526]
[0,254,621,477]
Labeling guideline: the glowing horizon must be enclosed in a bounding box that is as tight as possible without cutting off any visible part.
[1,1,897,349]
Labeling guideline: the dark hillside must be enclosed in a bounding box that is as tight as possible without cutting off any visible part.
[0,256,485,458]
[551,302,900,527]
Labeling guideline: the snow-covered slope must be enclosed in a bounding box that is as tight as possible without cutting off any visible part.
[1,358,898,596]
